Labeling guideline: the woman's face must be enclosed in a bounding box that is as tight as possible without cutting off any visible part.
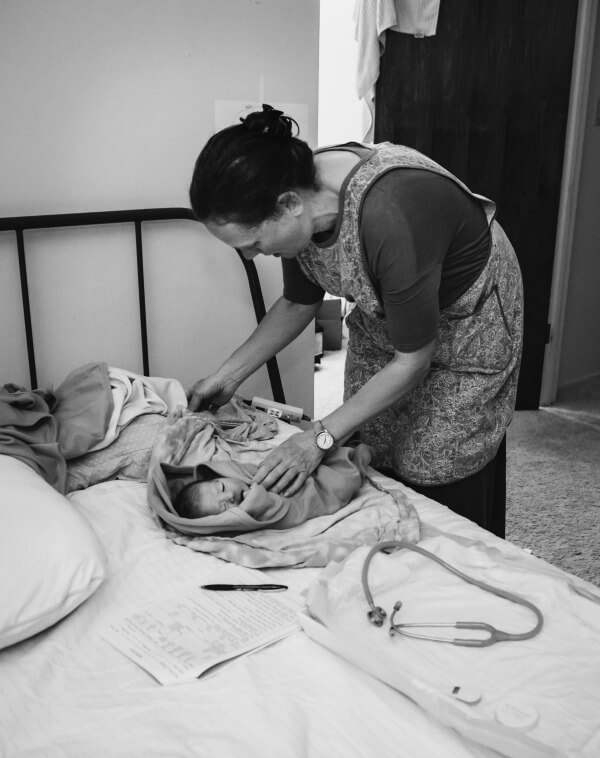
[205,193,312,260]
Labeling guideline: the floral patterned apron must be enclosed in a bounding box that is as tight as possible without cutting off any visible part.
[296,143,523,486]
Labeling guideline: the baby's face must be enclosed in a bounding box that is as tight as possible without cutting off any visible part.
[188,477,250,517]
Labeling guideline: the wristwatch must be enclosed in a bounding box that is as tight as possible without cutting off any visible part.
[314,420,335,451]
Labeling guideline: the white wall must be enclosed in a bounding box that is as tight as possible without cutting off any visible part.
[0,0,319,413]
[558,7,600,390]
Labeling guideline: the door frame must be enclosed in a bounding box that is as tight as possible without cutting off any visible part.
[540,0,599,405]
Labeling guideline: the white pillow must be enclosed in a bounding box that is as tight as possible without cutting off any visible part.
[0,454,106,649]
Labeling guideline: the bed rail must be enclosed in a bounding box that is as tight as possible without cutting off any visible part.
[0,208,285,402]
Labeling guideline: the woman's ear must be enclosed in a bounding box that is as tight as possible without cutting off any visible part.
[277,191,304,217]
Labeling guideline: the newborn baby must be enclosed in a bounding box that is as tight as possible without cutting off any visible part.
[159,445,375,536]
[176,471,251,517]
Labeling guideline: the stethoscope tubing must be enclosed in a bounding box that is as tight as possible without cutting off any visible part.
[362,540,544,646]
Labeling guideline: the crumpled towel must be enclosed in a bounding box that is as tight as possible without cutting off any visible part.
[213,396,280,443]
[0,387,66,492]
[148,399,279,471]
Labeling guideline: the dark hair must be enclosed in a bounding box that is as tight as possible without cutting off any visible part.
[189,104,317,226]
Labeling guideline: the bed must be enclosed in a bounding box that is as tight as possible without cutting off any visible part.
[1,211,600,758]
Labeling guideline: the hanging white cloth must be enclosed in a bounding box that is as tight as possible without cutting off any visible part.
[353,0,441,141]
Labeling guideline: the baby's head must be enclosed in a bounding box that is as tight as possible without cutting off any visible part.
[175,468,249,518]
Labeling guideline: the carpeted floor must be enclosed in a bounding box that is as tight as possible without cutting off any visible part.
[314,339,600,587]
[506,403,600,587]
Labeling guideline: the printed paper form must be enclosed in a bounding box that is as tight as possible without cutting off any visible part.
[101,567,302,686]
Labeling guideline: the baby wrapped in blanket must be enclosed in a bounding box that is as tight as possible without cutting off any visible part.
[147,403,420,568]
[156,444,372,535]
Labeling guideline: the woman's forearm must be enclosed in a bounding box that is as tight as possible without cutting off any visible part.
[322,340,435,443]
[250,340,436,496]
[217,296,321,385]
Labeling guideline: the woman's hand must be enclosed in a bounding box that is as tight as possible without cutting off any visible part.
[186,298,321,414]
[252,429,325,497]
[186,373,239,412]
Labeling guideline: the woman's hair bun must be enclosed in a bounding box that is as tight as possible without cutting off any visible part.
[240,103,298,140]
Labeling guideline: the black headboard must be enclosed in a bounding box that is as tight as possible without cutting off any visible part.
[0,208,284,402]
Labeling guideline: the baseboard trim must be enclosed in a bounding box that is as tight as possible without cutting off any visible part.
[556,372,600,403]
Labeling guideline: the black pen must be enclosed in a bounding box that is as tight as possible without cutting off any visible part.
[201,583,288,592]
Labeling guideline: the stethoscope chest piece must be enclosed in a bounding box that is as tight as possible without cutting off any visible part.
[367,606,387,627]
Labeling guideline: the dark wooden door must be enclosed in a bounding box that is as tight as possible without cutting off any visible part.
[375,0,578,409]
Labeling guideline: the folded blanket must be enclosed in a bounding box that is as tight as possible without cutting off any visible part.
[147,405,421,568]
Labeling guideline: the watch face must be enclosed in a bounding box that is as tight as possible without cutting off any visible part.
[316,429,334,450]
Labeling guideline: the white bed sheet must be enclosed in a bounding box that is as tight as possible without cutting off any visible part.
[2,459,597,757]
[0,473,510,758]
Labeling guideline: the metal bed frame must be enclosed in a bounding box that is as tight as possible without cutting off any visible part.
[0,208,285,402]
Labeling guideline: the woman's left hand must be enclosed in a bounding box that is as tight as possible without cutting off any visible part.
[252,430,325,497]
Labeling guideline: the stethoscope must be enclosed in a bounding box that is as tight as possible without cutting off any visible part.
[362,540,544,647]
